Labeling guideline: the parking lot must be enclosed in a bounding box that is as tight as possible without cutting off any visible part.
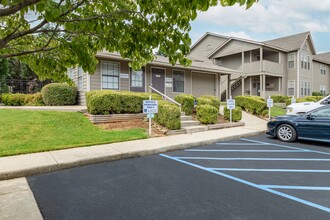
[162,136,330,214]
[28,134,330,219]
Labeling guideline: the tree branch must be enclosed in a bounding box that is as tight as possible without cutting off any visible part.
[0,46,57,58]
[0,0,41,17]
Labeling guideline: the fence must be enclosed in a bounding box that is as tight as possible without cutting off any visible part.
[0,79,49,95]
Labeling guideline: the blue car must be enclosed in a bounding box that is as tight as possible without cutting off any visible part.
[266,105,330,142]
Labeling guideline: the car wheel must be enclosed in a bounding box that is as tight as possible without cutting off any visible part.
[276,124,297,142]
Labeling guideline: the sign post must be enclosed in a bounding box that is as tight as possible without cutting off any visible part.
[291,96,296,104]
[227,96,235,123]
[267,96,273,120]
[143,98,158,136]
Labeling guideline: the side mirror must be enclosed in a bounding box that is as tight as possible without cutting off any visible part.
[306,114,314,120]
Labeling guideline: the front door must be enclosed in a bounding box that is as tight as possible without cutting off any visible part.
[130,68,145,92]
[151,68,165,93]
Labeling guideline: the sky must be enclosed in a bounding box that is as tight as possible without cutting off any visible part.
[190,0,330,53]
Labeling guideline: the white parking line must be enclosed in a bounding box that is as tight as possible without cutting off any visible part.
[209,168,330,173]
[216,143,265,145]
[260,185,330,190]
[174,157,330,161]
[185,149,304,152]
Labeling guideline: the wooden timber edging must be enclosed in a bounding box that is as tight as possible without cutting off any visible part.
[85,113,145,124]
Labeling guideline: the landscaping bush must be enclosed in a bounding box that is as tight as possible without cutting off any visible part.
[197,95,220,109]
[196,104,218,124]
[223,106,242,122]
[261,109,269,117]
[174,94,195,115]
[24,93,45,106]
[86,90,162,115]
[154,100,181,130]
[271,95,289,103]
[235,96,267,115]
[1,93,29,106]
[312,91,323,96]
[286,96,324,106]
[41,83,77,106]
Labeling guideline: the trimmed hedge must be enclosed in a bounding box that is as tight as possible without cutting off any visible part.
[197,95,220,109]
[235,96,267,115]
[286,96,324,106]
[174,94,195,115]
[24,93,44,106]
[224,106,242,122]
[196,104,218,124]
[271,95,289,103]
[1,93,29,106]
[41,83,77,106]
[261,109,269,117]
[312,91,323,96]
[154,100,181,130]
[86,90,162,115]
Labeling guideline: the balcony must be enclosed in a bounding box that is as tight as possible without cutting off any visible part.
[243,60,283,75]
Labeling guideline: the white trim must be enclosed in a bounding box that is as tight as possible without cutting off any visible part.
[150,66,166,95]
[86,72,91,91]
[172,69,185,94]
[297,50,300,98]
[100,60,121,91]
[129,67,145,92]
[287,80,295,96]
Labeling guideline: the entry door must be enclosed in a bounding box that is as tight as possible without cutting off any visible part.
[152,68,165,93]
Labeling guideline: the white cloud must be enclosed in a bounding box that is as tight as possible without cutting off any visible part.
[196,0,330,35]
[219,31,252,40]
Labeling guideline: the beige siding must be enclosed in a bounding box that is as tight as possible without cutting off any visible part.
[192,72,216,97]
[312,61,330,95]
[211,40,260,59]
[190,35,228,59]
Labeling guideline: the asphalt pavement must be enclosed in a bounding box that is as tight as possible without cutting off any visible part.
[27,134,330,220]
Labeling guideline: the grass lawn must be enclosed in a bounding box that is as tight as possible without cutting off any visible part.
[270,105,286,117]
[0,109,148,157]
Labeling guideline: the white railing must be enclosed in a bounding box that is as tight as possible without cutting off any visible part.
[149,86,182,112]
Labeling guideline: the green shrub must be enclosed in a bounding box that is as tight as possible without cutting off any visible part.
[1,93,29,106]
[224,106,242,122]
[271,95,289,103]
[286,96,323,106]
[154,100,181,130]
[312,91,323,96]
[196,104,218,124]
[174,94,195,115]
[86,90,162,115]
[24,93,45,106]
[235,96,267,115]
[261,109,269,117]
[41,83,77,106]
[198,95,220,109]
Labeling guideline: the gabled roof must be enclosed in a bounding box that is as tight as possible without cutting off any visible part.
[263,32,316,54]
[313,52,330,65]
[190,32,230,50]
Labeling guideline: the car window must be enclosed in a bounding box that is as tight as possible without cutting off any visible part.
[312,108,330,118]
[321,97,330,105]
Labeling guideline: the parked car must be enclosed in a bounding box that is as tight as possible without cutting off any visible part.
[267,105,330,142]
[286,95,330,115]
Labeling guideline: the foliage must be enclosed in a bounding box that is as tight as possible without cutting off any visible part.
[24,92,45,106]
[312,91,324,96]
[224,107,242,122]
[0,109,147,157]
[86,90,162,115]
[197,95,220,109]
[261,109,269,117]
[271,95,289,103]
[174,94,195,115]
[235,96,267,115]
[0,0,257,81]
[285,96,324,106]
[1,93,29,106]
[196,104,218,124]
[154,100,181,130]
[0,58,9,82]
[41,83,77,106]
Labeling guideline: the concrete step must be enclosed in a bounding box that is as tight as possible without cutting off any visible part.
[180,115,193,121]
[181,120,200,127]
[185,125,208,133]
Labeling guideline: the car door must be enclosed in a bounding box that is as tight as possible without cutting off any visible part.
[296,107,330,141]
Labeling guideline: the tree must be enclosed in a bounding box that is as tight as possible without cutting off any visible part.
[0,58,9,82]
[0,0,258,81]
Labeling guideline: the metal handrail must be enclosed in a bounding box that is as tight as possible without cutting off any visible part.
[149,86,182,112]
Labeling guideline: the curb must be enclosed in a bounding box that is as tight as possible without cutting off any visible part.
[0,130,265,181]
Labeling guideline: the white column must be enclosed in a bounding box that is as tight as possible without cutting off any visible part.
[250,77,252,96]
[260,47,263,72]
[278,78,281,93]
[263,74,266,98]
[227,74,231,100]
[242,77,245,95]
[259,75,263,97]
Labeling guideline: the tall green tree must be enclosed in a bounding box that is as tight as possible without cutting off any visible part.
[0,58,9,82]
[0,0,258,81]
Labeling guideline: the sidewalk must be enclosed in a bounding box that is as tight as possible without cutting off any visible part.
[0,105,87,112]
[0,110,267,181]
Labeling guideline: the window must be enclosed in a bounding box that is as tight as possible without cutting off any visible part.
[68,68,74,79]
[320,65,326,75]
[300,80,310,96]
[288,53,295,69]
[77,67,83,90]
[312,108,330,118]
[102,61,119,90]
[300,54,311,70]
[288,80,295,96]
[131,69,143,87]
[173,70,184,93]
[320,85,326,96]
